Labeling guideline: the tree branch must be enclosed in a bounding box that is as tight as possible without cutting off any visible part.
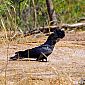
[62,23,85,28]
[40,22,85,29]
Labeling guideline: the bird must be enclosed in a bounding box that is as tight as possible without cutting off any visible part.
[10,28,65,62]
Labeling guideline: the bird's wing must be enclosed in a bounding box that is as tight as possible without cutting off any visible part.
[29,44,52,55]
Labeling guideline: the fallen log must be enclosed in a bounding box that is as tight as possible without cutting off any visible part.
[39,22,85,33]
[10,22,85,39]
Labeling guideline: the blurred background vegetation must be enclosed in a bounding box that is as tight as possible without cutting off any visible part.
[0,0,85,33]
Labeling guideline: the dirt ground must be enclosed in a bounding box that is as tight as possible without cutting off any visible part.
[0,31,85,85]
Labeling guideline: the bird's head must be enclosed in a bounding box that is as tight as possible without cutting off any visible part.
[47,28,65,41]
[54,28,65,39]
[44,28,65,46]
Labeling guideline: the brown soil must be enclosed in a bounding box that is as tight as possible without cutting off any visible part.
[0,31,85,85]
